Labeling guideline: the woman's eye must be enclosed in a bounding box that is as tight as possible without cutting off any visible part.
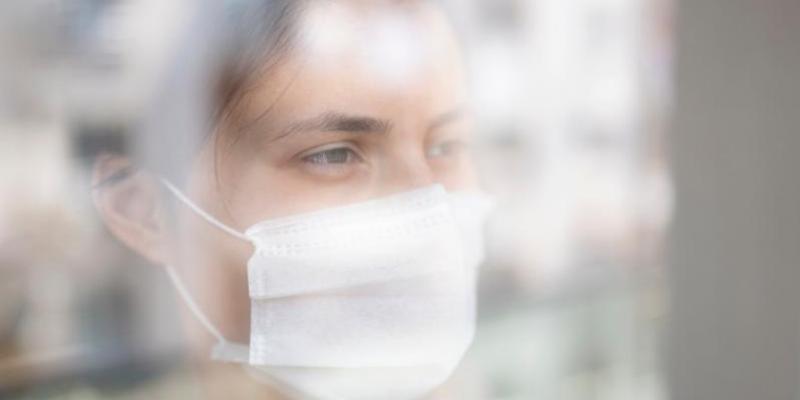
[302,146,362,165]
[427,139,469,159]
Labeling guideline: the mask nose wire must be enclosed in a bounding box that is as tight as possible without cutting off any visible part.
[158,178,251,242]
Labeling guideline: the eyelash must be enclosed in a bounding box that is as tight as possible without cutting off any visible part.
[300,143,363,166]
[296,137,468,179]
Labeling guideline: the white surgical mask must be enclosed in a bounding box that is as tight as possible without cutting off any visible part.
[159,181,492,400]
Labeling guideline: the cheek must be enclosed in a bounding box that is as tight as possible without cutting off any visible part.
[172,204,254,343]
[223,160,376,223]
[430,155,478,191]
[172,150,259,342]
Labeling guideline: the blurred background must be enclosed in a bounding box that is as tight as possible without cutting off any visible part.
[1,0,798,399]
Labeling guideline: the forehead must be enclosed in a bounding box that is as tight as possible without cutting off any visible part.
[236,1,465,127]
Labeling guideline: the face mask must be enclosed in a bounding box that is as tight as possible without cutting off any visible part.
[159,181,492,400]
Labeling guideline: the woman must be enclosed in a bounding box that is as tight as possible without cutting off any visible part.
[92,1,490,399]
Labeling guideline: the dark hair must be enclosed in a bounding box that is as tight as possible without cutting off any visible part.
[213,0,303,128]
[112,0,305,184]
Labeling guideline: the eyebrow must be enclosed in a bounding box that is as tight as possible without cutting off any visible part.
[428,108,465,133]
[271,112,392,142]
[269,108,466,142]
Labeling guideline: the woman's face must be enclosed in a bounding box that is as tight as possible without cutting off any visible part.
[147,2,473,344]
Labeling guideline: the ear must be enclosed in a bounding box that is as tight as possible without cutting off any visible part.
[92,154,171,266]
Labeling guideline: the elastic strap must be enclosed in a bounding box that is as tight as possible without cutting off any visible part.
[165,264,228,344]
[165,265,251,363]
[159,178,250,241]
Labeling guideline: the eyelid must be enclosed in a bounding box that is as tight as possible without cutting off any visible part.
[427,137,472,156]
[297,141,364,162]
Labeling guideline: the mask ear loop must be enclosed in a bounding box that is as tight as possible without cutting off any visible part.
[165,264,227,344]
[158,178,250,241]
[165,264,251,363]
[158,178,252,363]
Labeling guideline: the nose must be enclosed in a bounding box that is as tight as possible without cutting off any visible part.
[377,149,436,196]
